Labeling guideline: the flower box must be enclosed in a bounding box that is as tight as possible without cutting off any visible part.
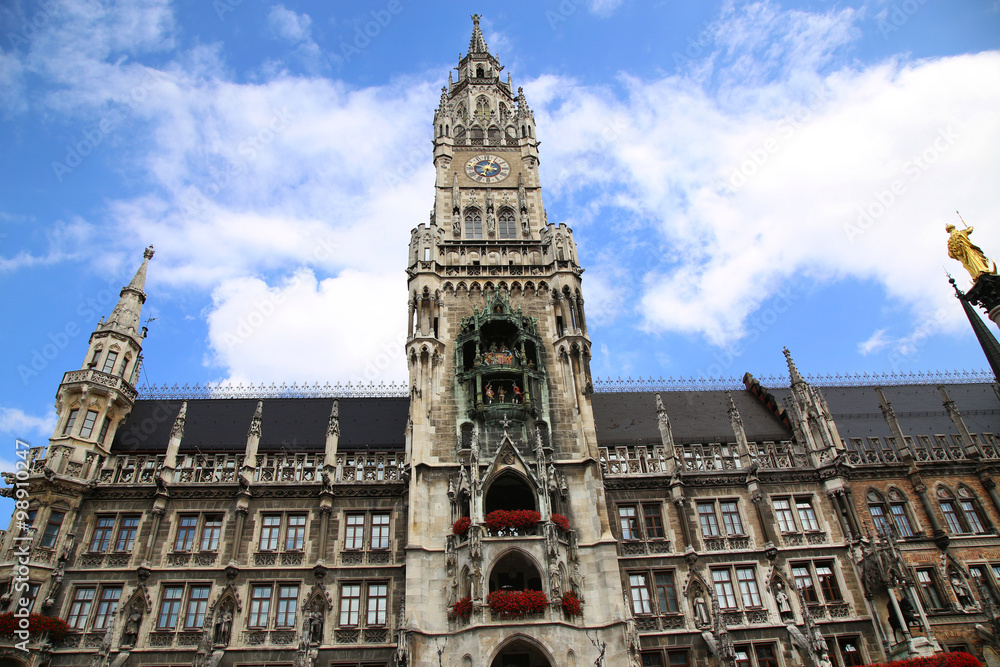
[551,513,570,532]
[0,612,70,640]
[484,509,541,535]
[486,589,549,618]
[449,596,473,620]
[560,591,582,617]
[861,653,981,667]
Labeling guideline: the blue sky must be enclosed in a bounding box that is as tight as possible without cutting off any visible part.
[2,0,1000,473]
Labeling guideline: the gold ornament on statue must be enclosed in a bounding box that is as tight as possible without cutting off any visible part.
[947,211,996,280]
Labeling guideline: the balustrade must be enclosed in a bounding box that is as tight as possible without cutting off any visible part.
[254,453,323,482]
[335,453,405,483]
[175,454,240,483]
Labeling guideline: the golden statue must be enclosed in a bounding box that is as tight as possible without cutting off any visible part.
[947,213,995,280]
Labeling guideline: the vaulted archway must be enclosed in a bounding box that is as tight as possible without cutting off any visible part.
[489,636,553,667]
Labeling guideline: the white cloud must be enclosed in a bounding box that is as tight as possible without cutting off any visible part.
[205,268,408,384]
[858,329,890,355]
[0,406,56,442]
[589,0,624,17]
[267,5,313,43]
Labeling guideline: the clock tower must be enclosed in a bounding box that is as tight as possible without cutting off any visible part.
[403,15,631,666]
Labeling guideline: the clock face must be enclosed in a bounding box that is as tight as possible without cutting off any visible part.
[464,154,511,184]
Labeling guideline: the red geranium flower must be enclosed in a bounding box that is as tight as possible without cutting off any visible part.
[561,591,582,617]
[0,613,69,640]
[486,590,549,617]
[551,513,570,532]
[452,517,471,536]
[449,596,473,620]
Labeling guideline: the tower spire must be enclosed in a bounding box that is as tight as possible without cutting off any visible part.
[950,275,1000,383]
[101,245,154,338]
[468,14,488,54]
[783,346,805,386]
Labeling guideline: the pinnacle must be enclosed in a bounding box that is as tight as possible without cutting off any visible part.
[783,347,805,386]
[469,14,488,55]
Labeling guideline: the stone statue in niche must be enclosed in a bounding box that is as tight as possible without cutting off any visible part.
[773,581,794,622]
[121,605,142,646]
[693,592,711,628]
[308,604,324,644]
[214,606,233,646]
[548,561,561,597]
[951,573,974,609]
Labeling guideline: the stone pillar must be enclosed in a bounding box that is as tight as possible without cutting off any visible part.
[317,504,332,565]
[229,505,248,564]
[939,385,981,458]
[910,474,948,549]
[978,472,1000,528]
[750,487,777,558]
[138,505,165,565]
[672,493,694,555]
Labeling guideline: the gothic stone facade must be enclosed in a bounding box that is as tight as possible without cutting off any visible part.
[2,15,1000,667]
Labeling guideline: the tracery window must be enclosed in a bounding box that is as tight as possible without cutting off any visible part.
[475,96,490,122]
[938,485,988,535]
[868,489,915,537]
[465,209,483,239]
[497,208,516,239]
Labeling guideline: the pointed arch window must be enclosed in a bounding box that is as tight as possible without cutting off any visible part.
[475,96,490,122]
[499,102,509,123]
[497,209,516,239]
[939,486,988,534]
[867,489,915,537]
[465,209,483,239]
[101,350,119,374]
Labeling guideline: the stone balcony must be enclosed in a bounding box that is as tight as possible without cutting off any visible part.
[61,368,137,402]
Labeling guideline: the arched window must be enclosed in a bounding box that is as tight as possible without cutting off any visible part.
[487,126,500,142]
[867,489,914,537]
[475,96,490,122]
[454,126,466,144]
[939,485,988,534]
[120,354,131,377]
[476,65,484,78]
[497,208,516,239]
[499,102,509,123]
[465,209,483,239]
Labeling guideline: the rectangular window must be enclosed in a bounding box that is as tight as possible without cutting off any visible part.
[68,588,95,629]
[260,515,281,551]
[642,654,664,667]
[185,586,210,629]
[736,567,762,607]
[869,504,890,534]
[41,511,64,548]
[773,499,796,533]
[793,564,818,603]
[655,571,679,613]
[669,652,690,667]
[755,644,779,667]
[249,584,273,628]
[63,409,79,436]
[345,514,365,550]
[175,516,198,552]
[370,513,390,550]
[629,574,653,614]
[201,516,222,551]
[286,515,306,551]
[698,502,720,537]
[93,586,122,630]
[890,504,914,537]
[734,647,751,667]
[961,501,986,533]
[101,350,119,374]
[712,569,738,609]
[619,506,640,540]
[79,410,99,438]
[816,563,842,602]
[367,583,388,625]
[339,584,361,626]
[941,501,964,534]
[115,516,139,552]
[721,501,744,535]
[97,417,111,444]
[276,584,299,628]
[839,636,864,666]
[158,586,184,629]
[644,504,664,539]
[918,569,945,609]
[91,516,115,552]
[797,499,820,531]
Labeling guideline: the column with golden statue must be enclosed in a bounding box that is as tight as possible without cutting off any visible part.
[947,212,1000,328]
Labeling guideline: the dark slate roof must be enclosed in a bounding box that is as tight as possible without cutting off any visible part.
[770,383,1000,440]
[112,397,409,454]
[591,390,792,447]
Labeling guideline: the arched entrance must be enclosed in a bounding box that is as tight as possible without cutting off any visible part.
[0,658,30,667]
[490,638,553,667]
[489,550,542,593]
